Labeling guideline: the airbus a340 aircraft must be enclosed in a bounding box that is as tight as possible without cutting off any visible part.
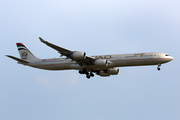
[6,37,173,79]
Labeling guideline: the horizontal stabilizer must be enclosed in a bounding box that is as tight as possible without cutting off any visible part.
[6,55,29,64]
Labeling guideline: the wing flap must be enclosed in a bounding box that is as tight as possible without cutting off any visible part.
[6,55,29,64]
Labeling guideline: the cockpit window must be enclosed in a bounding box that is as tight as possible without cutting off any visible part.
[165,54,170,56]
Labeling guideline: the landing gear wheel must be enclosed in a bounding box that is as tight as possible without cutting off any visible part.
[86,75,90,79]
[157,64,161,71]
[79,69,95,79]
[86,72,89,76]
[82,68,87,74]
[79,70,83,74]
[90,73,94,77]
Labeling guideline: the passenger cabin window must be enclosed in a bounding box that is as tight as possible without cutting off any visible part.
[126,56,137,58]
[165,54,170,56]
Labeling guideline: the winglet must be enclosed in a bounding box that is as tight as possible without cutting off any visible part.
[39,37,46,43]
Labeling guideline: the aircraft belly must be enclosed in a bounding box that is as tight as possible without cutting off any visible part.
[32,62,71,70]
[113,58,161,67]
[69,64,81,70]
[52,64,70,70]
[85,64,116,71]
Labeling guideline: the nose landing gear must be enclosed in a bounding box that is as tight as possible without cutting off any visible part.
[157,64,161,71]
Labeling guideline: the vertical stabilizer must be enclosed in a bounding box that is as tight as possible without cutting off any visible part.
[16,43,39,61]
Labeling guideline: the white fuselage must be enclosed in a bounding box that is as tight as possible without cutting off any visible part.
[26,52,173,71]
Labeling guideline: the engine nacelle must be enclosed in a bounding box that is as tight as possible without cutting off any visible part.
[94,59,108,66]
[97,71,110,77]
[104,68,119,75]
[71,51,86,60]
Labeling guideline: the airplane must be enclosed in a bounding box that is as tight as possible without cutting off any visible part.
[6,37,173,79]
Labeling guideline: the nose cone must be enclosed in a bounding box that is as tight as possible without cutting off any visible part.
[170,56,174,61]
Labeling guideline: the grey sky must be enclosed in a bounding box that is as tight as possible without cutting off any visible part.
[0,0,179,120]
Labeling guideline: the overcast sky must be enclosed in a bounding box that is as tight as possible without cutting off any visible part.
[0,0,180,120]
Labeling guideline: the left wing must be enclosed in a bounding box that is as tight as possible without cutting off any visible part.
[39,37,95,66]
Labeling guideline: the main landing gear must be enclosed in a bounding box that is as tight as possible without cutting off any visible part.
[79,69,94,79]
[157,64,161,71]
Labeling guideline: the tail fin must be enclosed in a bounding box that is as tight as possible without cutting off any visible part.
[16,43,39,61]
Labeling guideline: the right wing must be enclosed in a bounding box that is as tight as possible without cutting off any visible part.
[6,55,29,64]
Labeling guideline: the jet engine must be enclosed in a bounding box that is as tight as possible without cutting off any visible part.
[104,68,119,75]
[97,71,110,77]
[71,51,86,60]
[94,59,108,66]
[96,68,119,77]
